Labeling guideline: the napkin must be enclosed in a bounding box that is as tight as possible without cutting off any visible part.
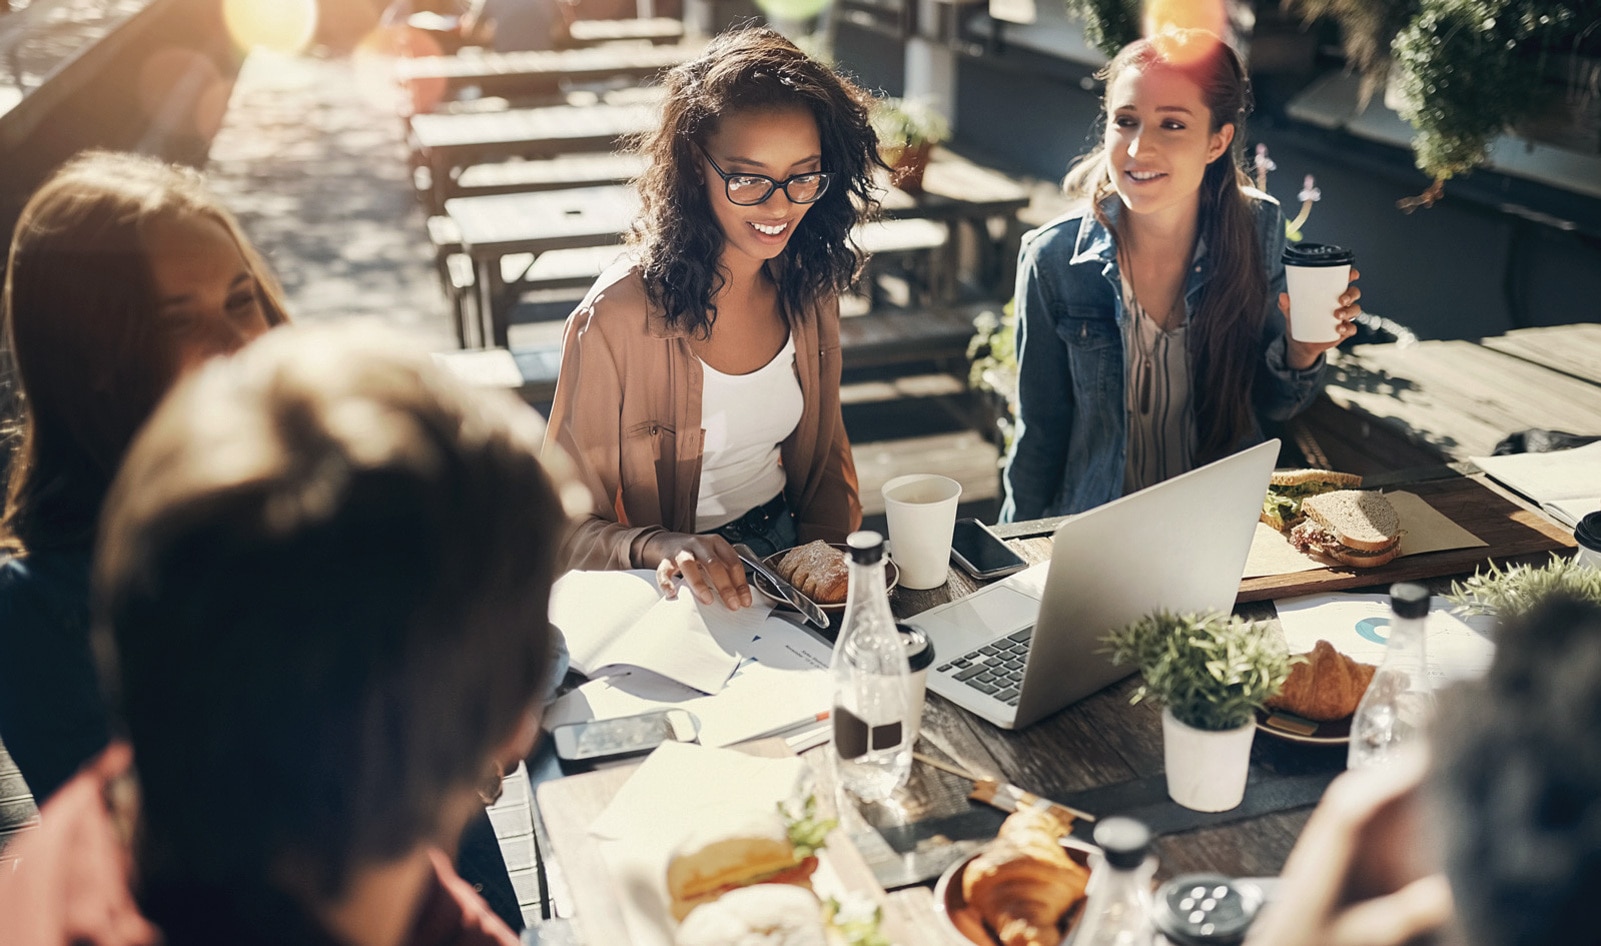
[1243,490,1486,579]
[588,743,820,946]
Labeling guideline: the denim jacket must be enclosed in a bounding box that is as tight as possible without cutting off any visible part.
[1000,191,1325,522]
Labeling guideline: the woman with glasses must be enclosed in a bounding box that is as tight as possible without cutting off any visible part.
[546,26,883,609]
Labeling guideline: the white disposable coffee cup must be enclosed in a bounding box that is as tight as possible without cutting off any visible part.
[881,473,962,590]
[1283,242,1355,344]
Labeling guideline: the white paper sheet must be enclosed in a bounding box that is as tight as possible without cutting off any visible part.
[542,612,834,747]
[1473,442,1601,527]
[588,743,813,946]
[549,570,772,694]
[1274,593,1497,684]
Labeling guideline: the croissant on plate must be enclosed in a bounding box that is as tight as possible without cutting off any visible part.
[961,808,1090,946]
[1265,639,1378,722]
[773,540,849,604]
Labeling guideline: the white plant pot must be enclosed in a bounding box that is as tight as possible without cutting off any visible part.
[1162,707,1256,812]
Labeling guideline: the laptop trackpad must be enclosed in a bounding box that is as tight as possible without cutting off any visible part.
[915,586,1040,651]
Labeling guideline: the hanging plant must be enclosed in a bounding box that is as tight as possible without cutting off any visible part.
[1062,0,1140,58]
[1290,0,1598,207]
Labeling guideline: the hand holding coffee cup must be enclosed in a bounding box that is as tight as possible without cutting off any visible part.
[1280,242,1361,371]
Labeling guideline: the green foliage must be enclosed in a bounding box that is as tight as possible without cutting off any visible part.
[870,96,951,148]
[1446,554,1601,620]
[780,795,837,860]
[824,897,892,946]
[1103,610,1295,731]
[1063,0,1140,58]
[966,300,1019,454]
[1293,0,1597,186]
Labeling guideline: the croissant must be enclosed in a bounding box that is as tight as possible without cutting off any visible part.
[1265,639,1378,722]
[774,540,849,604]
[962,809,1089,946]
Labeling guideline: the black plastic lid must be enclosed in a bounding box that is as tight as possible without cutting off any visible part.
[846,530,884,564]
[1282,241,1355,267]
[1092,817,1151,869]
[894,623,936,672]
[1577,512,1601,553]
[1153,873,1263,945]
[1390,582,1430,619]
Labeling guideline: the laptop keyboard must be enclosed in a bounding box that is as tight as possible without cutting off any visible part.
[935,627,1033,706]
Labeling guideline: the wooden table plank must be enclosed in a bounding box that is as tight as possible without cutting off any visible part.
[1236,472,1574,602]
[564,17,685,47]
[397,42,698,101]
[1480,322,1601,386]
[1325,339,1601,459]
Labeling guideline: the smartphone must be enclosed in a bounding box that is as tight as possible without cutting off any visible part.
[551,709,700,767]
[949,518,1027,580]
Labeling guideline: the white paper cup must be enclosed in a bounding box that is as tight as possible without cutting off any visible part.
[1283,242,1355,344]
[881,473,962,590]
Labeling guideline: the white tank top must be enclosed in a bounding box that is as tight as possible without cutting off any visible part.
[695,334,804,532]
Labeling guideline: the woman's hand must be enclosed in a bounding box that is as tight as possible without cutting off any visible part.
[1245,749,1453,946]
[643,532,753,610]
[1282,267,1362,371]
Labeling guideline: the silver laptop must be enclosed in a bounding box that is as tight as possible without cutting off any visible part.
[915,439,1279,730]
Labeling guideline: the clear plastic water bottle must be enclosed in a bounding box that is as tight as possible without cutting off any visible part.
[1066,817,1156,946]
[1347,582,1435,770]
[830,531,911,803]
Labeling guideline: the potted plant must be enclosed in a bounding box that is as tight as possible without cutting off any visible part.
[870,96,951,194]
[1286,0,1600,207]
[1447,554,1601,621]
[1104,610,1294,812]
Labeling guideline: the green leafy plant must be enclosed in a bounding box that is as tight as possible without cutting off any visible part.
[780,795,837,860]
[1062,0,1140,58]
[966,300,1019,453]
[825,896,893,946]
[1446,554,1601,620]
[1103,610,1295,731]
[870,96,951,151]
[1289,0,1597,205]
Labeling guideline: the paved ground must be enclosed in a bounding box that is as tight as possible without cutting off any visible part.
[205,47,458,352]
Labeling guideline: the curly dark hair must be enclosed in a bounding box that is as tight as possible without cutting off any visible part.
[1431,593,1601,946]
[628,26,884,335]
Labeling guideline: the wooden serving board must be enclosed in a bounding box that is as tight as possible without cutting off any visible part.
[1236,473,1574,603]
[535,739,940,945]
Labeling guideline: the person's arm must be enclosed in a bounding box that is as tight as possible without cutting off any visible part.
[1245,750,1453,946]
[1001,235,1074,523]
[544,305,659,572]
[1253,199,1334,422]
[0,562,110,803]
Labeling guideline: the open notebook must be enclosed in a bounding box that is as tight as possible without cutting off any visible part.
[1472,440,1601,528]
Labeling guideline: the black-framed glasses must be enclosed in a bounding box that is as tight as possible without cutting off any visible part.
[698,145,834,206]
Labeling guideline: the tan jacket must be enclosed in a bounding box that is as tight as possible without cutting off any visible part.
[545,263,862,570]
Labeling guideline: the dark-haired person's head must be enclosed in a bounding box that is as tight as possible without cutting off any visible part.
[92,324,569,927]
[629,25,884,334]
[2,150,289,554]
[1432,592,1601,946]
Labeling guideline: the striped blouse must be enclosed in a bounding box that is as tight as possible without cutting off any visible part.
[1121,282,1197,494]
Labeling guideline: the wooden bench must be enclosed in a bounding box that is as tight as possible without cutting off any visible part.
[432,212,952,346]
[562,17,685,47]
[397,42,697,112]
[433,299,1002,404]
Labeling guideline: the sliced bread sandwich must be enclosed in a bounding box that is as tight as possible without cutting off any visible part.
[1288,489,1402,568]
[1261,469,1365,531]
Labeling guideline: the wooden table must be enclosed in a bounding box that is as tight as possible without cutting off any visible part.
[531,466,1572,943]
[562,17,685,48]
[875,149,1030,298]
[411,101,657,211]
[1316,323,1601,469]
[396,42,698,110]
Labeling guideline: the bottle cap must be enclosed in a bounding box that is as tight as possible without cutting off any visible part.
[1389,582,1430,619]
[1092,816,1151,869]
[846,530,885,564]
[1281,242,1354,267]
[1153,873,1263,945]
[894,623,936,673]
[1576,512,1601,553]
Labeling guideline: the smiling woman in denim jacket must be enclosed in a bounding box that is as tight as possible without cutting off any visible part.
[1001,30,1361,522]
